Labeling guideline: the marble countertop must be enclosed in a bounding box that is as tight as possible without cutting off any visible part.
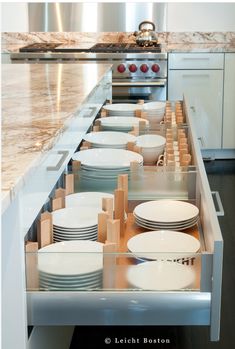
[2,42,235,54]
[1,63,112,210]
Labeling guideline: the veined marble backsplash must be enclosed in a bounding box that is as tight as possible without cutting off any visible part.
[2,31,235,46]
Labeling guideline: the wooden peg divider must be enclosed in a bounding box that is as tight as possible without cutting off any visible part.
[114,189,125,236]
[72,160,81,172]
[94,119,101,126]
[64,173,74,196]
[98,212,109,243]
[133,145,142,154]
[25,241,39,290]
[107,219,120,247]
[140,111,147,119]
[51,197,63,212]
[92,125,100,132]
[102,242,117,289]
[118,174,128,214]
[126,141,135,151]
[102,197,113,220]
[101,110,107,118]
[37,211,52,248]
[139,119,146,132]
[137,99,145,105]
[82,141,91,148]
[55,187,66,201]
[131,125,139,136]
[135,109,142,118]
[79,146,89,151]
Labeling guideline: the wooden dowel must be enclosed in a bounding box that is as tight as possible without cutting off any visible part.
[114,189,125,236]
[118,174,128,214]
[37,211,52,248]
[98,212,109,243]
[102,197,113,219]
[107,219,120,247]
[25,241,39,290]
[64,173,74,196]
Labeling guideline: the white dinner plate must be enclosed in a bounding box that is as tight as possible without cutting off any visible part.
[52,207,101,229]
[127,230,200,260]
[127,261,195,291]
[100,116,149,128]
[83,131,136,147]
[38,241,103,276]
[134,200,199,223]
[134,218,198,231]
[65,191,114,209]
[103,103,143,113]
[72,148,143,169]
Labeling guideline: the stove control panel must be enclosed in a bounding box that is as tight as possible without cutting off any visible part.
[114,60,166,79]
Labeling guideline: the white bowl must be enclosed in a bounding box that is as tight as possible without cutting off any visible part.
[136,134,166,164]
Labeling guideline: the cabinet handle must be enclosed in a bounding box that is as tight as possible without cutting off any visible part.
[83,107,97,118]
[46,150,69,171]
[211,191,224,216]
[182,74,210,78]
[182,57,210,61]
[198,137,205,148]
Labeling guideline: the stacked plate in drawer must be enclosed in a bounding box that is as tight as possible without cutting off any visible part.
[134,200,199,230]
[102,103,142,116]
[127,230,200,261]
[38,241,103,290]
[127,260,195,291]
[65,191,114,209]
[100,117,149,132]
[83,131,136,149]
[72,148,143,181]
[52,206,101,242]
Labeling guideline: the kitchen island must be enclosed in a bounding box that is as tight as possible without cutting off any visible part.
[1,63,112,349]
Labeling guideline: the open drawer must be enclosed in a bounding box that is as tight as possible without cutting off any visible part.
[25,98,223,341]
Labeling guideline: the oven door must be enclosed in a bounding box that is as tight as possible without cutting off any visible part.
[112,79,167,103]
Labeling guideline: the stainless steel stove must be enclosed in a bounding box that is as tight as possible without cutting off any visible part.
[12,42,167,102]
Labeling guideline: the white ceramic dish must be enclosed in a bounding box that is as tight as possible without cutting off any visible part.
[72,148,143,169]
[142,101,166,111]
[103,103,143,113]
[52,207,101,229]
[136,134,166,164]
[127,230,200,260]
[83,131,136,147]
[38,241,104,276]
[134,200,199,224]
[100,116,149,129]
[127,261,195,291]
[65,191,113,209]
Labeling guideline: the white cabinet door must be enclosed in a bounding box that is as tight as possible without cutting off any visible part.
[223,53,235,149]
[168,69,223,149]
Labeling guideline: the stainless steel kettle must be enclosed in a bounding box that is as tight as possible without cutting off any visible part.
[134,21,158,47]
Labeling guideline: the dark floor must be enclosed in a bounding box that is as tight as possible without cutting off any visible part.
[70,160,235,349]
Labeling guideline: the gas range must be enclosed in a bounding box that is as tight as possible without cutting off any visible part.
[12,42,167,102]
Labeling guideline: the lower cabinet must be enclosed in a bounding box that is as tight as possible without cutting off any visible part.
[223,53,235,149]
[168,68,224,149]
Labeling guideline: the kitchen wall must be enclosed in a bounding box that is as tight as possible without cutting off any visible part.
[1,2,235,32]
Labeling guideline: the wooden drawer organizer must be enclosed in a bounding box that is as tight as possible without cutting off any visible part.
[26,171,202,292]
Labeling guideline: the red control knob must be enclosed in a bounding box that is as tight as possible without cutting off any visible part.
[152,63,160,73]
[140,64,149,73]
[129,64,138,73]
[117,64,126,73]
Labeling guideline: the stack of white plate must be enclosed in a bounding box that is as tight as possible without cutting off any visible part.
[83,131,137,149]
[127,230,200,261]
[66,191,114,209]
[100,117,149,132]
[102,103,142,116]
[142,101,166,125]
[127,260,195,291]
[133,200,199,230]
[136,134,166,164]
[72,148,143,181]
[52,206,101,242]
[38,241,103,290]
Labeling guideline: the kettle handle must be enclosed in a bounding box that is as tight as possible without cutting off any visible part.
[139,21,155,31]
